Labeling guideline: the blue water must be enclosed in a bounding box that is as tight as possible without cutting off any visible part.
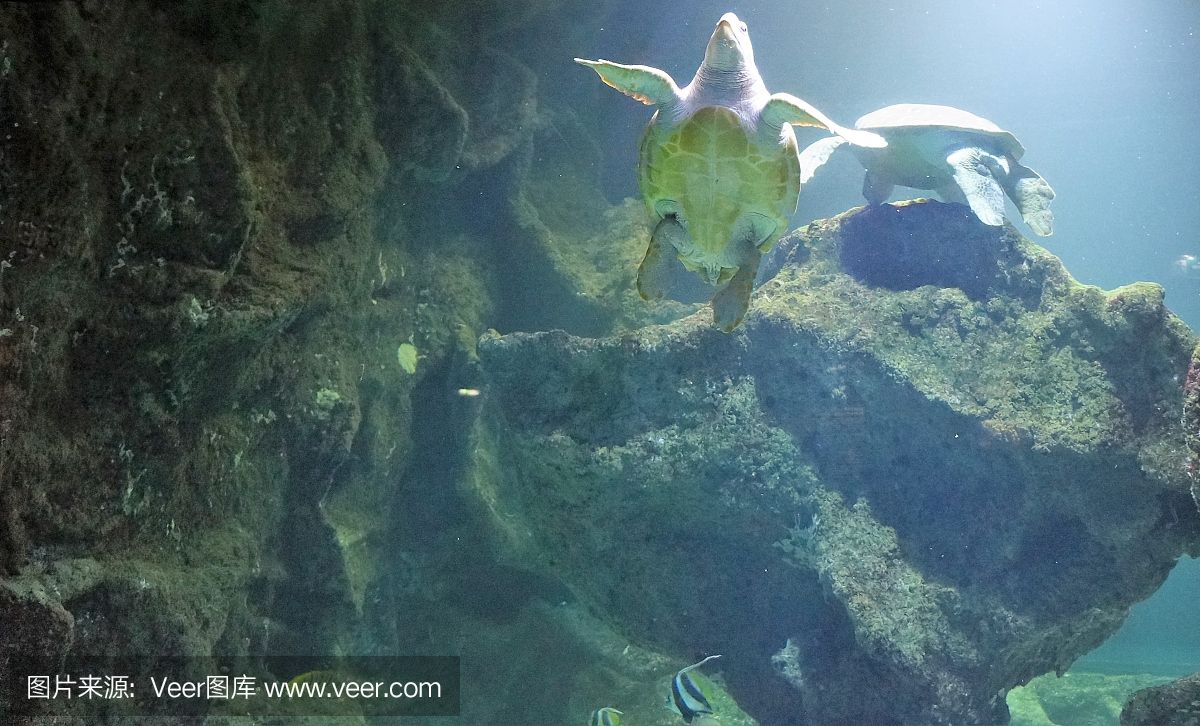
[1078,556,1200,676]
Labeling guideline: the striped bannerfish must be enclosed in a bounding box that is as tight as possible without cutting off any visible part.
[589,706,623,726]
[666,654,721,723]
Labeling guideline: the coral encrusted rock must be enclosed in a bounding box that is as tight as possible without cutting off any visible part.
[478,200,1200,725]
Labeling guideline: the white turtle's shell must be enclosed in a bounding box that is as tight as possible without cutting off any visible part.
[855,104,1025,159]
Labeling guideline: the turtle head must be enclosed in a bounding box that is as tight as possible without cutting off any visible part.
[703,13,754,72]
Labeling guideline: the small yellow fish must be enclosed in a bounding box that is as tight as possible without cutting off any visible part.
[457,388,481,397]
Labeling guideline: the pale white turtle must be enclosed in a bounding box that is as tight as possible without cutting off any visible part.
[800,103,1055,236]
[576,13,885,331]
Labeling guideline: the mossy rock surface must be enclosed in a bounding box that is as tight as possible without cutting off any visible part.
[1007,671,1174,726]
[1122,672,1200,726]
[480,200,1200,725]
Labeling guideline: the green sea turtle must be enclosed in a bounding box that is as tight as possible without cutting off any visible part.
[576,13,886,331]
[799,103,1055,236]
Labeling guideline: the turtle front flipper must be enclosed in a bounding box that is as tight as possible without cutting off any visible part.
[763,93,887,149]
[798,136,847,185]
[638,217,689,300]
[946,147,1007,227]
[1002,161,1055,236]
[574,59,681,106]
[710,249,760,333]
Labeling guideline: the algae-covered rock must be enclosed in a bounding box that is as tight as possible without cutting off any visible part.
[373,5,541,184]
[1186,343,1200,512]
[1007,671,1174,726]
[479,200,1200,725]
[501,108,699,335]
[0,1,457,718]
[1122,672,1200,725]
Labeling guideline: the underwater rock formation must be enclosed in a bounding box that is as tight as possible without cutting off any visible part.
[1121,672,1200,725]
[1186,343,1200,509]
[502,110,700,335]
[0,0,540,718]
[0,0,715,722]
[4,0,1199,723]
[0,3,411,712]
[479,200,1200,725]
[1008,671,1174,726]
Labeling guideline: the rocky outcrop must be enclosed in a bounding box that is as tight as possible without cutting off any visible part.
[0,0,719,722]
[478,201,1200,725]
[1122,673,1200,725]
[3,0,1199,723]
[1127,345,1200,726]
[501,109,699,335]
[1186,343,1200,509]
[1008,671,1174,726]
[0,0,517,719]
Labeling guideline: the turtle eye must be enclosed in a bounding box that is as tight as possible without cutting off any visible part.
[739,22,748,32]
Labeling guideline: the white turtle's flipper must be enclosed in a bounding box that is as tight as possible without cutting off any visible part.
[710,249,760,333]
[862,169,894,205]
[638,217,689,300]
[762,93,887,149]
[798,136,847,185]
[1003,161,1055,236]
[574,58,681,106]
[934,182,969,206]
[946,147,1007,227]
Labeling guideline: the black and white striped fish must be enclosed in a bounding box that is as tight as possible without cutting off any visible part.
[666,654,721,723]
[589,706,622,726]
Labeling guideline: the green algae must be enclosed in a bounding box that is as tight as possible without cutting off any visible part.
[755,204,1195,457]
[1008,671,1174,726]
[778,491,972,672]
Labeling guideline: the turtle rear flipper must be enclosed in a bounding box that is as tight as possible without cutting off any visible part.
[863,169,895,205]
[946,147,1006,227]
[710,249,760,333]
[935,182,968,206]
[1003,161,1055,236]
[638,217,689,301]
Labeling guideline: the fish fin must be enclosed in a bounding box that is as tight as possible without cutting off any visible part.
[680,654,722,673]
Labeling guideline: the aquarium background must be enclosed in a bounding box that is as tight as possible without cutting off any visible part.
[0,0,1198,724]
